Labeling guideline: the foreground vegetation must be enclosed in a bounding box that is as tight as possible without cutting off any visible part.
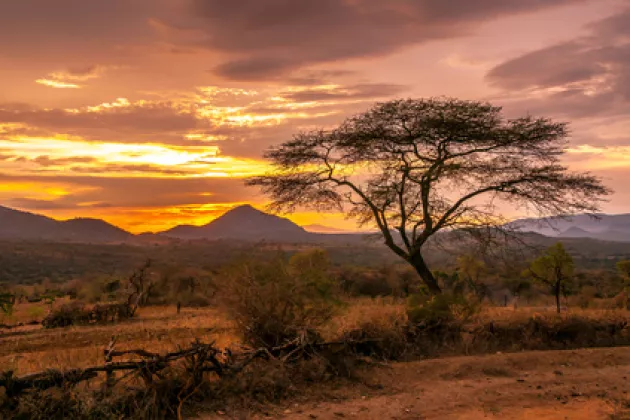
[1,244,629,419]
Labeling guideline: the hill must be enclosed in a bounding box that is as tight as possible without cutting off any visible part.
[303,224,354,234]
[509,214,630,243]
[161,205,314,242]
[0,206,132,243]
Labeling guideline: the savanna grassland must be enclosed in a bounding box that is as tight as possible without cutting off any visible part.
[2,292,630,419]
[1,240,630,419]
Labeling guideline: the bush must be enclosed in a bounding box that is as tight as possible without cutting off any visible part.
[340,311,408,360]
[42,301,134,328]
[613,290,630,310]
[42,301,89,328]
[218,250,339,348]
[577,285,598,309]
[407,292,479,326]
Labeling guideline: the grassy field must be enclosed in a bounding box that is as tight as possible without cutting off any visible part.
[2,298,628,376]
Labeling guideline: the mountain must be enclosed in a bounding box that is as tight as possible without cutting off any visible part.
[161,205,313,242]
[303,224,352,234]
[0,206,132,243]
[559,226,592,238]
[509,214,630,243]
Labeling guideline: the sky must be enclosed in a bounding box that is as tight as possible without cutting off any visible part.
[0,0,629,233]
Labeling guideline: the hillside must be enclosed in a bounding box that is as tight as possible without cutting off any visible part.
[161,204,314,241]
[509,214,630,243]
[0,206,131,243]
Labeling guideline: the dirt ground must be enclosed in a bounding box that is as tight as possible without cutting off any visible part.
[201,346,630,420]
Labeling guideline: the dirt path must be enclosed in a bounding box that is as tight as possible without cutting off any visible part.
[202,347,630,419]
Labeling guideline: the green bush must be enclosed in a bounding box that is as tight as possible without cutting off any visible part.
[218,249,339,348]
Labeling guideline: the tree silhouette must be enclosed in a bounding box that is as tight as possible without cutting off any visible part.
[248,98,610,294]
[526,242,574,313]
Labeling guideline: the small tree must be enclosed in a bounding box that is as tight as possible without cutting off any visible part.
[615,260,630,309]
[526,243,574,313]
[456,254,489,300]
[0,292,15,315]
[616,260,630,287]
[124,260,155,316]
[248,98,610,295]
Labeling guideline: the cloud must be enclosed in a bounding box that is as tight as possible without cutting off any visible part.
[35,79,82,89]
[486,7,630,119]
[176,0,590,80]
[32,156,98,167]
[0,1,171,57]
[0,99,198,143]
[0,173,259,212]
[54,65,107,82]
[277,83,407,102]
[35,65,110,89]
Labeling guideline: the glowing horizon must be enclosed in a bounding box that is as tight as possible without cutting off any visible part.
[1,0,629,232]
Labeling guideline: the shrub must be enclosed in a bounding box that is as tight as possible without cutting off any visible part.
[218,250,339,348]
[340,311,408,360]
[407,292,479,326]
[577,285,598,309]
[613,290,630,310]
[42,301,135,328]
[42,301,89,328]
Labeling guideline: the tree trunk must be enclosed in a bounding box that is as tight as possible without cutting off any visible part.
[555,282,561,314]
[409,252,442,295]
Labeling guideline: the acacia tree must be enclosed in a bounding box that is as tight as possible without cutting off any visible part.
[456,254,489,300]
[526,242,574,313]
[248,98,609,294]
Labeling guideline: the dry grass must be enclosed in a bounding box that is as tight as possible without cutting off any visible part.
[1,297,629,419]
[2,298,629,376]
[0,305,237,375]
[323,296,406,340]
[0,298,67,325]
[478,305,628,323]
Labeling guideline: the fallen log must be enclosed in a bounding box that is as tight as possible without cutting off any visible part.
[0,333,381,398]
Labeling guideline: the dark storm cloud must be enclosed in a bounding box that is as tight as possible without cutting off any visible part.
[487,7,630,118]
[184,0,589,80]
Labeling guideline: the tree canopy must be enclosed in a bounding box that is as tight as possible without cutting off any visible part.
[526,242,574,313]
[248,98,610,294]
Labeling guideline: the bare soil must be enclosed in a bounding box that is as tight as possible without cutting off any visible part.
[202,347,630,419]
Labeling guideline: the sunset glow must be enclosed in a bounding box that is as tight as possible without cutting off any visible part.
[1,0,629,231]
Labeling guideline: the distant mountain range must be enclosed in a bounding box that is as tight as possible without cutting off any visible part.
[0,206,131,243]
[509,214,630,243]
[0,204,362,244]
[2,203,630,244]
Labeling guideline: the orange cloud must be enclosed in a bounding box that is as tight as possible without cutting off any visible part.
[35,78,81,89]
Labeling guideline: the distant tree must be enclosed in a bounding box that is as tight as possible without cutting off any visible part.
[248,98,609,294]
[125,260,155,316]
[456,254,489,300]
[615,260,630,309]
[616,260,630,287]
[0,292,15,315]
[526,243,574,313]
